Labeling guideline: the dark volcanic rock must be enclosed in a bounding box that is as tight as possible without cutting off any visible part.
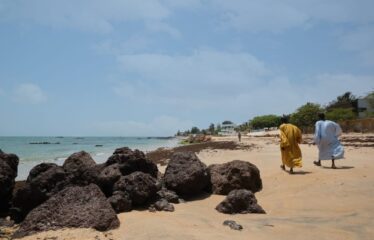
[13,184,120,238]
[107,191,132,213]
[164,152,210,196]
[215,189,265,214]
[113,171,159,206]
[0,150,19,212]
[156,188,179,204]
[149,199,175,212]
[208,160,262,195]
[11,163,68,222]
[63,151,96,184]
[223,220,243,230]
[96,164,122,196]
[106,147,158,178]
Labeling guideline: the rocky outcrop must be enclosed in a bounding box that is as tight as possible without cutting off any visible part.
[208,160,262,195]
[0,150,19,212]
[164,152,210,196]
[149,199,175,212]
[11,163,68,222]
[113,171,160,206]
[215,189,265,214]
[13,184,120,238]
[106,147,158,178]
[63,151,96,184]
[96,164,122,196]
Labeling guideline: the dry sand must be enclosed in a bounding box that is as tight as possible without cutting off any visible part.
[18,134,374,240]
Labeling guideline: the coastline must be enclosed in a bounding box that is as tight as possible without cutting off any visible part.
[5,132,372,240]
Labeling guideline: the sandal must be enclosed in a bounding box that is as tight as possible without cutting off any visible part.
[313,161,321,166]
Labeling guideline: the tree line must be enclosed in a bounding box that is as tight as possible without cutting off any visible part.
[176,91,374,136]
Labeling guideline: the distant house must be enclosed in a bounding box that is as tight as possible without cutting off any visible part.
[219,121,236,136]
[357,98,374,118]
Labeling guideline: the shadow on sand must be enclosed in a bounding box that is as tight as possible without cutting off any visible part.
[291,171,312,175]
[321,166,354,170]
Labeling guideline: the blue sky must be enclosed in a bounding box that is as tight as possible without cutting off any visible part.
[0,0,373,136]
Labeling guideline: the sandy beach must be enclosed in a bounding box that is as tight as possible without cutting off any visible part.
[15,133,374,240]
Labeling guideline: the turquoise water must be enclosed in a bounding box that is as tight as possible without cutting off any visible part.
[0,136,179,180]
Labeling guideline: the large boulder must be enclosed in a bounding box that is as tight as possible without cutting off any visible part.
[113,171,160,206]
[63,151,96,184]
[13,184,120,238]
[208,160,262,195]
[164,152,210,196]
[215,189,265,214]
[0,150,19,212]
[11,163,68,222]
[106,147,158,178]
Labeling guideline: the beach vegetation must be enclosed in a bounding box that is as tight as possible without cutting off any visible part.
[325,108,356,122]
[290,102,323,132]
[249,115,281,129]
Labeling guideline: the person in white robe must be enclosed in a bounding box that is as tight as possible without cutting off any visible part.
[313,113,344,169]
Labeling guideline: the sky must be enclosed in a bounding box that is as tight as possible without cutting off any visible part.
[0,0,373,136]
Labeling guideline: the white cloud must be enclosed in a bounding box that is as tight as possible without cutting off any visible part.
[92,115,193,136]
[13,83,47,104]
[113,49,374,121]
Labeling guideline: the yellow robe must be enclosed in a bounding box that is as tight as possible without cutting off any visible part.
[279,123,302,168]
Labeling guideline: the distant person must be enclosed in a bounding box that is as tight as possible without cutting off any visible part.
[279,116,303,174]
[238,132,241,142]
[313,113,344,169]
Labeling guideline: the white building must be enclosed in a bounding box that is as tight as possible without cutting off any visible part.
[219,121,236,136]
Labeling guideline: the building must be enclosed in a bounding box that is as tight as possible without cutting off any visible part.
[219,121,236,136]
[357,98,374,118]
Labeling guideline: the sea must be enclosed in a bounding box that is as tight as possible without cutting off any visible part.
[0,136,179,180]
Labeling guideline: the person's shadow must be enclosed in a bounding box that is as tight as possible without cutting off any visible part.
[291,171,312,175]
[322,166,354,170]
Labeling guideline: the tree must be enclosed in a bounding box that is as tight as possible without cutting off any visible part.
[190,126,200,134]
[249,115,281,129]
[215,123,222,135]
[208,123,215,134]
[222,120,233,125]
[290,102,323,132]
[326,91,357,112]
[325,108,356,122]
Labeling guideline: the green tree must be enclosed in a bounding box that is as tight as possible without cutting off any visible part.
[249,115,281,129]
[208,123,215,134]
[325,108,356,122]
[191,126,200,134]
[326,91,357,112]
[290,102,323,132]
[215,123,222,135]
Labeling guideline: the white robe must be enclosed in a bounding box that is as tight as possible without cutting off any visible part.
[314,120,344,160]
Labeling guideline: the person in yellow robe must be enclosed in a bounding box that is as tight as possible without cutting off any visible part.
[279,116,302,174]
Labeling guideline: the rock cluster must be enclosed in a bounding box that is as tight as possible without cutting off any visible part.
[0,146,265,238]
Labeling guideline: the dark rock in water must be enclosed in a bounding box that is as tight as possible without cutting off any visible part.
[13,184,120,238]
[106,147,158,178]
[95,145,103,147]
[223,220,243,230]
[156,188,179,204]
[96,164,122,196]
[113,172,160,206]
[11,163,68,222]
[0,151,19,213]
[107,191,132,213]
[164,152,210,196]
[149,199,174,212]
[208,160,262,195]
[216,189,265,214]
[63,151,96,184]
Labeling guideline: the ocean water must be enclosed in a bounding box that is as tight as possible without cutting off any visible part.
[0,136,179,180]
